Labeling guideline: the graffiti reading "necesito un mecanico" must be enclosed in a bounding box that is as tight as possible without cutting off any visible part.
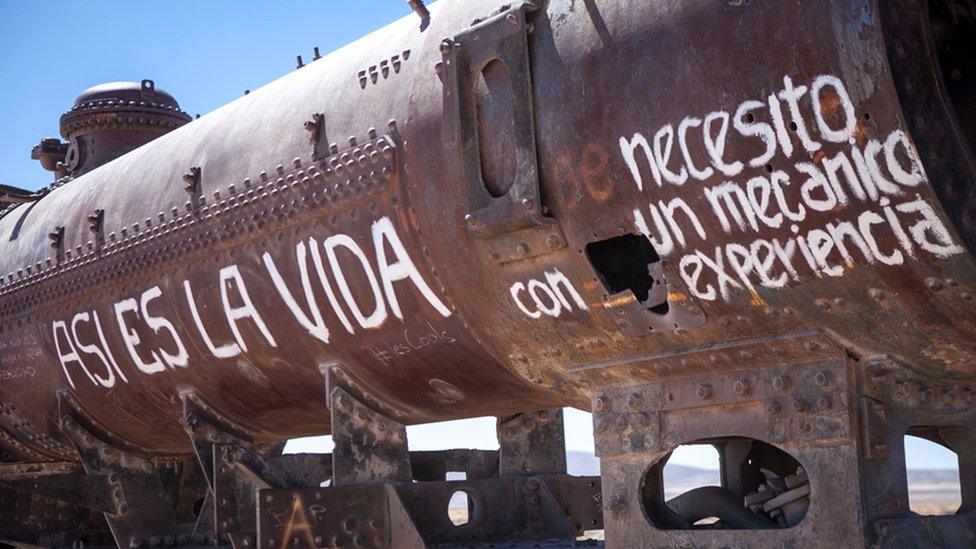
[621,74,963,301]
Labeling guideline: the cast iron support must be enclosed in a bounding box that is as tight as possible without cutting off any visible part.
[58,414,182,548]
[182,392,331,548]
[324,365,413,486]
[497,408,567,477]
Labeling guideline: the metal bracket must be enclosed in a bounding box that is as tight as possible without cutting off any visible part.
[48,225,65,260]
[0,461,118,514]
[329,384,412,486]
[0,484,98,547]
[88,208,106,246]
[183,166,202,197]
[0,183,46,206]
[304,113,326,159]
[409,449,499,482]
[182,392,331,547]
[258,484,424,549]
[257,475,601,547]
[497,408,567,477]
[58,414,181,548]
[442,4,549,238]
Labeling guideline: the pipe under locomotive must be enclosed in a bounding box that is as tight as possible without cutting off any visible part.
[1,0,975,547]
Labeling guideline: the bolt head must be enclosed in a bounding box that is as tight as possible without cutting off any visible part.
[733,379,751,396]
[816,371,835,390]
[773,376,790,393]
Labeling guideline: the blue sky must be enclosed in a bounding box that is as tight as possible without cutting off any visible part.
[0,1,960,471]
[0,1,410,191]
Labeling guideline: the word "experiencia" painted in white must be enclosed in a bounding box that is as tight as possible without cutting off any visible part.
[51,216,452,389]
[621,74,963,301]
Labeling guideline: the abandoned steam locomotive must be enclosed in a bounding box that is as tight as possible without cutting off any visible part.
[1,0,974,546]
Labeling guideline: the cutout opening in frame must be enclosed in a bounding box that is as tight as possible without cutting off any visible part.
[642,437,810,530]
[904,430,962,516]
[586,234,669,315]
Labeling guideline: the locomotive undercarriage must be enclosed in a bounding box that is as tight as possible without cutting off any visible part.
[1,341,974,547]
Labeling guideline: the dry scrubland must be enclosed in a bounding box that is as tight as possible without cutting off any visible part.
[446,465,961,541]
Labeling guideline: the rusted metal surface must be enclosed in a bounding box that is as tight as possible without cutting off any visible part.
[0,0,975,546]
[497,408,567,477]
[256,475,602,548]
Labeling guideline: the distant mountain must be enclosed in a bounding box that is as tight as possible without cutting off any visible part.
[907,469,961,484]
[567,451,959,502]
[466,451,960,512]
[567,450,719,482]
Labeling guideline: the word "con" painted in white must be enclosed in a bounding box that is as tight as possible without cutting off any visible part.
[510,270,588,319]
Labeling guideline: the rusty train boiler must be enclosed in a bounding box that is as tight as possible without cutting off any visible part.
[1,0,976,547]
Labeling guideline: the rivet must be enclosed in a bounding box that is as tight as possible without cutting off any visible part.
[772,376,791,393]
[814,370,833,388]
[926,278,943,291]
[697,384,713,400]
[593,396,610,413]
[733,379,751,396]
